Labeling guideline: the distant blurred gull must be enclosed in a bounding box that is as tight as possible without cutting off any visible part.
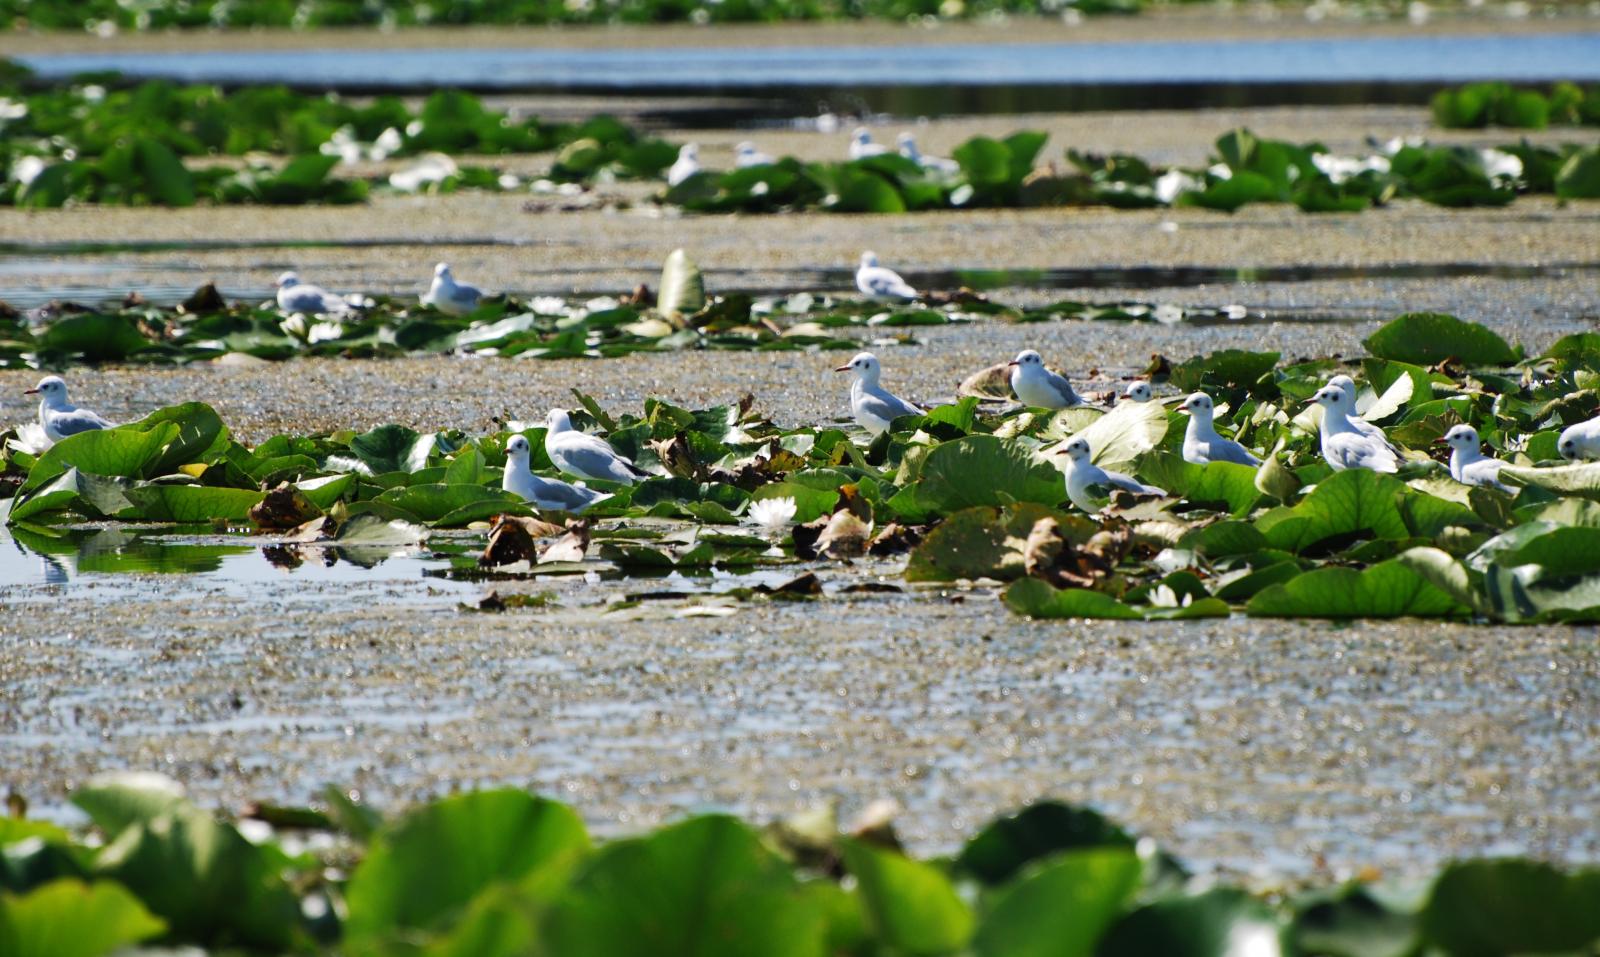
[849,127,890,160]
[1123,381,1153,402]
[26,375,113,443]
[421,263,483,316]
[855,251,917,301]
[668,143,700,186]
[734,141,774,168]
[275,272,351,315]
[897,132,959,174]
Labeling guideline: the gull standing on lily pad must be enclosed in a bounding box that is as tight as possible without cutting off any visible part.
[1326,374,1392,445]
[421,262,483,316]
[1442,425,1511,491]
[544,409,650,485]
[1008,350,1082,409]
[1558,415,1600,460]
[668,143,700,187]
[275,271,351,315]
[1179,392,1260,466]
[856,252,918,302]
[1123,381,1153,403]
[1313,385,1399,473]
[1056,437,1165,513]
[26,376,114,443]
[836,352,921,435]
[849,127,890,160]
[734,141,774,168]
[502,434,612,513]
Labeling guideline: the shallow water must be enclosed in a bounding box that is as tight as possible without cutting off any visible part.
[18,33,1600,94]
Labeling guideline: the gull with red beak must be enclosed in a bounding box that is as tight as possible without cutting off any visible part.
[1008,350,1082,409]
[836,352,921,436]
[25,375,114,444]
[1179,392,1260,466]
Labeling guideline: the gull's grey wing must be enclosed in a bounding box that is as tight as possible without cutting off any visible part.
[1326,434,1398,472]
[283,286,341,313]
[530,475,607,512]
[1042,370,1081,406]
[859,387,921,424]
[1211,438,1261,467]
[1104,469,1164,496]
[51,409,113,437]
[556,440,641,483]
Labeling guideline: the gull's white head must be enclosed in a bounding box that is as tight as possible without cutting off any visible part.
[736,141,758,156]
[434,262,453,279]
[860,251,880,269]
[546,408,574,432]
[1312,386,1350,411]
[25,375,68,403]
[1559,425,1582,460]
[275,271,301,289]
[1327,374,1358,400]
[1443,424,1481,452]
[835,352,881,380]
[680,143,698,160]
[1009,349,1044,369]
[506,434,532,459]
[897,132,916,149]
[1056,437,1092,462]
[852,127,873,146]
[1180,392,1215,417]
[1125,381,1152,402]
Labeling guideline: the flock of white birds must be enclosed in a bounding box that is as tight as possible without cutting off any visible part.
[666,128,958,188]
[18,247,1600,521]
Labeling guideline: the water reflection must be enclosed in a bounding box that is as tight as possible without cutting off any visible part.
[0,518,465,594]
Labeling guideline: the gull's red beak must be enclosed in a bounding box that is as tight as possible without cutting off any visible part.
[1007,360,1019,367]
[23,388,38,395]
[834,364,851,372]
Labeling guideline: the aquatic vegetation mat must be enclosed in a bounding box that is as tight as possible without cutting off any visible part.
[1,772,1596,956]
[4,71,1597,209]
[1432,81,1600,130]
[665,127,1600,214]
[9,311,1600,624]
[0,80,674,205]
[0,272,1273,369]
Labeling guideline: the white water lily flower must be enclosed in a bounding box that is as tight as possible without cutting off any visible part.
[530,296,568,315]
[7,422,51,455]
[1149,584,1195,609]
[1480,148,1523,183]
[1154,304,1184,325]
[372,127,403,160]
[279,313,309,341]
[1311,152,1390,184]
[1154,169,1201,204]
[11,155,45,188]
[307,321,345,344]
[389,153,458,192]
[747,497,798,534]
[0,97,26,121]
